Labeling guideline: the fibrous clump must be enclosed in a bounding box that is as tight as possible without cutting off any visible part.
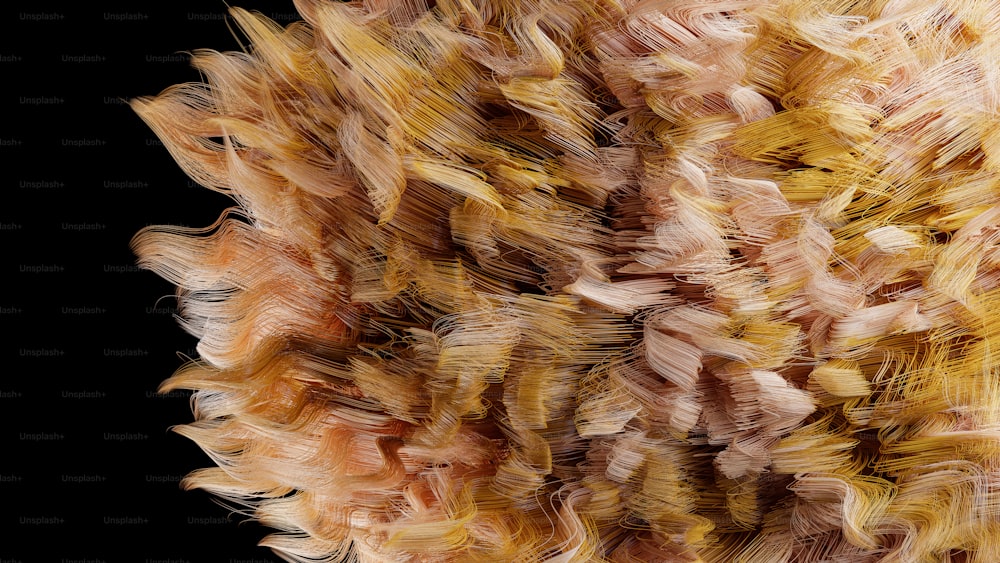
[132,1,1000,561]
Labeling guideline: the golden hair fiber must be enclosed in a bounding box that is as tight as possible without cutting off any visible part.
[133,1,1000,561]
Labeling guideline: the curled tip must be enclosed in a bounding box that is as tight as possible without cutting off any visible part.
[134,0,1000,560]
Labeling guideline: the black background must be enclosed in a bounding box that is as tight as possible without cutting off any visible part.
[5,2,302,561]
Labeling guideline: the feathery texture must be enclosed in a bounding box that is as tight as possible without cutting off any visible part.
[134,1,1000,561]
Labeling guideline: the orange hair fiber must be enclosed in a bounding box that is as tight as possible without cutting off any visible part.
[133,1,1000,561]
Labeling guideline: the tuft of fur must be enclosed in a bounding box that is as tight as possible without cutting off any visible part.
[134,1,1000,561]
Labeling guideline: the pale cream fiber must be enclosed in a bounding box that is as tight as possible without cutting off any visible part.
[133,1,1000,561]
